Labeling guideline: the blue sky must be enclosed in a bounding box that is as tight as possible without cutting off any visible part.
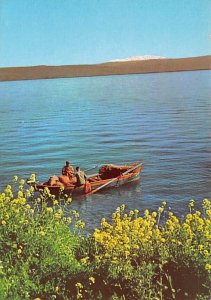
[0,0,210,67]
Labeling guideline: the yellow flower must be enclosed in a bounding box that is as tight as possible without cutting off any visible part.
[54,213,61,220]
[19,179,25,185]
[22,199,27,205]
[13,176,18,182]
[75,282,83,289]
[152,212,157,218]
[203,198,210,209]
[186,214,193,220]
[158,207,164,213]
[189,199,195,208]
[94,255,101,263]
[120,204,125,211]
[17,249,22,254]
[75,220,85,229]
[57,208,63,215]
[89,277,95,284]
[80,257,89,265]
[67,217,72,224]
[38,231,45,236]
[25,204,31,209]
[111,257,118,264]
[145,209,149,216]
[1,220,6,226]
[46,207,53,213]
[198,245,203,251]
[76,293,82,299]
[203,250,209,256]
[205,264,211,271]
[29,174,36,182]
[72,210,80,218]
[53,200,59,206]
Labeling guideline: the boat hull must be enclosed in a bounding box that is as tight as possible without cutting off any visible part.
[33,163,143,197]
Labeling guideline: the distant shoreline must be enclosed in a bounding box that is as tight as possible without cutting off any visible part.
[0,55,210,82]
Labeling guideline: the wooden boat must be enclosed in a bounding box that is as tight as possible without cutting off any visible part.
[27,162,143,197]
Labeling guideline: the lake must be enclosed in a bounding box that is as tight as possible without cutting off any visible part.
[0,70,210,231]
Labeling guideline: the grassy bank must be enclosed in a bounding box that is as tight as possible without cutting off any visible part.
[0,177,210,299]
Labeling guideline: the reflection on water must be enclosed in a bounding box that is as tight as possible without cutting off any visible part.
[0,70,210,229]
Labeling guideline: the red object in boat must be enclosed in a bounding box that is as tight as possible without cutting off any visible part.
[28,162,143,197]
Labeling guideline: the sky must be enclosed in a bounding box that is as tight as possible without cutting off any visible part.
[0,0,210,67]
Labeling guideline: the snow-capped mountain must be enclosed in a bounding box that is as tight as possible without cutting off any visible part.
[109,55,166,62]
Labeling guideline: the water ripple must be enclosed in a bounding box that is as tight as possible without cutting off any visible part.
[0,71,210,231]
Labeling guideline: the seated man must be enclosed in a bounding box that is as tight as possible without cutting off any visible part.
[75,166,87,187]
[62,161,74,179]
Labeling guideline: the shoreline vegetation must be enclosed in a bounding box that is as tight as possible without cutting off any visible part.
[0,55,210,82]
[0,177,210,299]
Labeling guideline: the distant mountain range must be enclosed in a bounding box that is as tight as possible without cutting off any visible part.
[0,55,210,82]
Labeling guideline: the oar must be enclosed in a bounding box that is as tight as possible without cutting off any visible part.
[85,162,143,196]
[84,165,98,172]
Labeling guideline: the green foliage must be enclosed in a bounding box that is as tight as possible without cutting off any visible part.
[0,178,84,299]
[0,177,210,299]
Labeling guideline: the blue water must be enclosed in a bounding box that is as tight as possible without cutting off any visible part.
[0,71,210,231]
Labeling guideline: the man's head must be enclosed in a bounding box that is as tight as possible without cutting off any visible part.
[66,161,70,166]
[76,166,80,172]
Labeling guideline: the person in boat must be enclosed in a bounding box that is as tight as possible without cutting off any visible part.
[47,175,64,187]
[75,166,87,187]
[62,161,74,179]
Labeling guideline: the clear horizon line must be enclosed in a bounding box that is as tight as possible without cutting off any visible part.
[0,54,211,69]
